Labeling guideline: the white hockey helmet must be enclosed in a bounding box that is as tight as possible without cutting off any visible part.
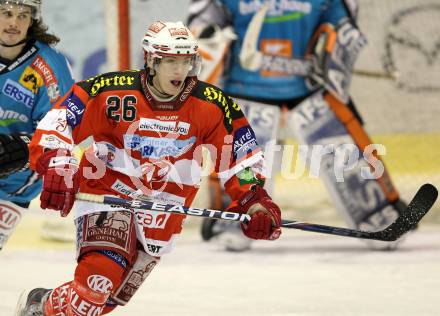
[142,21,201,77]
[0,0,41,20]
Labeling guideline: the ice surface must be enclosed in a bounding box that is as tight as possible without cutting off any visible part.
[1,221,439,316]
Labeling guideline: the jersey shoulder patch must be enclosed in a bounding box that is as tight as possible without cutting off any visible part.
[77,70,142,97]
[192,81,244,133]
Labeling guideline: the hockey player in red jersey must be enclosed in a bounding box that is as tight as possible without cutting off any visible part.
[15,21,281,315]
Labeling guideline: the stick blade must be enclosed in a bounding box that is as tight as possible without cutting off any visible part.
[373,183,438,241]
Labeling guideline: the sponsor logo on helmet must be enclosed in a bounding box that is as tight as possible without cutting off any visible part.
[175,45,192,49]
[169,27,189,37]
[152,44,171,52]
[148,21,166,33]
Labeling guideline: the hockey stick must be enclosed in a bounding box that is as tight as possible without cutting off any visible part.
[76,183,436,241]
[239,2,268,71]
[282,183,437,240]
[238,4,396,81]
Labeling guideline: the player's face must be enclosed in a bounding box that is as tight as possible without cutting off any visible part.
[153,56,193,96]
[0,4,32,46]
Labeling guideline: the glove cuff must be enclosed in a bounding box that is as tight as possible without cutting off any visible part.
[36,149,75,176]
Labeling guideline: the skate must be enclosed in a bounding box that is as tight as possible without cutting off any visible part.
[15,288,51,316]
[201,218,252,252]
[201,218,224,241]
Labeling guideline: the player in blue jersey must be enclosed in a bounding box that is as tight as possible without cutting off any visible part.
[0,0,74,250]
[188,0,407,251]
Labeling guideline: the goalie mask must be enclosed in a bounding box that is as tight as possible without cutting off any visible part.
[142,21,202,78]
[0,0,41,20]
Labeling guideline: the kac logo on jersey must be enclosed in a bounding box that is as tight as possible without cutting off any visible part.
[233,126,259,162]
[2,79,35,108]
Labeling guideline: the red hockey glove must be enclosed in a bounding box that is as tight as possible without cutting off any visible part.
[36,149,79,217]
[228,185,281,240]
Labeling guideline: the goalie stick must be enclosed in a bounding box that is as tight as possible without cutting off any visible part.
[76,183,437,241]
[239,2,396,80]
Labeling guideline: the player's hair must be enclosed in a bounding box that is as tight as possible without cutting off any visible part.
[28,19,59,45]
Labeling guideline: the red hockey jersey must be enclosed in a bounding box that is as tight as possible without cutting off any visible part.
[29,69,264,255]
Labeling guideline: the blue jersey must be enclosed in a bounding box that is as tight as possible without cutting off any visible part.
[0,40,74,204]
[189,0,354,100]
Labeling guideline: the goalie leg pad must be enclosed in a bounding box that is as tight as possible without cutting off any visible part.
[287,90,401,246]
[324,92,399,203]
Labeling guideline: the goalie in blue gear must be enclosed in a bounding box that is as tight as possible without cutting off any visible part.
[188,0,408,251]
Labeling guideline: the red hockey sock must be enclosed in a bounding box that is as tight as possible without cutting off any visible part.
[43,251,126,315]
